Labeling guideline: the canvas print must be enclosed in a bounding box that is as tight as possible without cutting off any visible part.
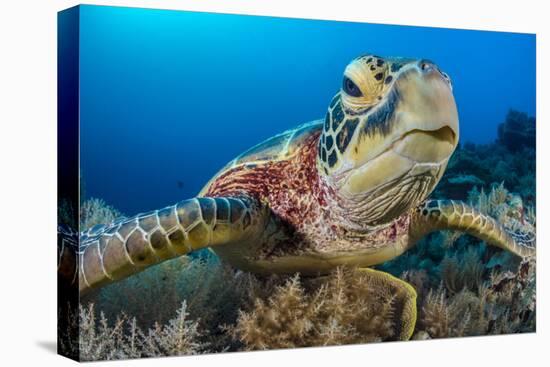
[57,5,536,361]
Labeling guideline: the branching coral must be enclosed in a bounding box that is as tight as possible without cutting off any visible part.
[414,180,537,339]
[92,251,252,352]
[58,198,78,229]
[78,301,205,361]
[416,258,535,339]
[80,198,124,231]
[468,183,536,248]
[58,301,79,360]
[417,285,477,338]
[231,268,401,350]
[58,197,124,231]
[81,266,417,356]
[386,177,536,341]
[70,109,535,357]
[441,247,485,294]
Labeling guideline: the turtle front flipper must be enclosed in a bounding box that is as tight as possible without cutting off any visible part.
[57,196,268,296]
[410,200,536,258]
[356,268,418,340]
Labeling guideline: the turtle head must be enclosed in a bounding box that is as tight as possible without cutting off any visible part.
[318,55,459,228]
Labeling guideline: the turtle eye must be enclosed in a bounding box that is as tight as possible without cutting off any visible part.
[343,76,362,97]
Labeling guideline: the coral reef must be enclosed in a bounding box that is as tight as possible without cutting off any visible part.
[70,110,535,359]
[377,110,536,341]
[77,302,205,361]
[435,110,535,204]
[58,196,124,231]
[73,266,413,358]
[92,251,251,352]
[80,198,124,231]
[231,268,400,350]
[384,174,536,341]
[58,301,79,360]
[415,258,535,339]
[497,109,536,152]
[58,198,78,229]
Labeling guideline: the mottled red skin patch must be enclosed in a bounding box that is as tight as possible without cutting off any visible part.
[204,132,411,259]
[205,132,332,233]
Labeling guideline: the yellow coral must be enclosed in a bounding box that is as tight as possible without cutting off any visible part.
[416,258,535,339]
[231,267,403,350]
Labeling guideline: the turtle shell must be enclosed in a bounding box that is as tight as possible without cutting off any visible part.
[199,119,323,196]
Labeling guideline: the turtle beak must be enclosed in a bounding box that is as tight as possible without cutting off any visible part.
[392,127,456,164]
[389,59,459,164]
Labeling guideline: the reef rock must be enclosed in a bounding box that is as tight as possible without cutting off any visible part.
[440,173,485,199]
[497,110,536,152]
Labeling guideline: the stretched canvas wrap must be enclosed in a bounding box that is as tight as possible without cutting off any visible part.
[57,5,536,362]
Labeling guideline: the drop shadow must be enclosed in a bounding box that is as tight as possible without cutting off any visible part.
[36,340,57,354]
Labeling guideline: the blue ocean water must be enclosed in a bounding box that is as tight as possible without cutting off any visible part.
[78,5,536,215]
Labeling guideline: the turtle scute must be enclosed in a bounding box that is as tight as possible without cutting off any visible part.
[232,120,323,166]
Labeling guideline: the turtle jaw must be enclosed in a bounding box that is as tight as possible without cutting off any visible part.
[392,126,457,164]
[339,126,456,209]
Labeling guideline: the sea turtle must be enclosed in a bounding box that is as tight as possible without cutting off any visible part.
[58,55,535,340]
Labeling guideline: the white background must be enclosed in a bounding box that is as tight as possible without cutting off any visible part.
[0,0,547,366]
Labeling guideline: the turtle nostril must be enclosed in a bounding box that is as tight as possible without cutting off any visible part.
[419,60,435,73]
